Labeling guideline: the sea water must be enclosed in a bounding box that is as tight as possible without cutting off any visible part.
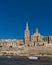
[0,57,52,65]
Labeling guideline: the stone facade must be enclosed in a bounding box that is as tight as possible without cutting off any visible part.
[0,22,52,48]
[24,22,52,47]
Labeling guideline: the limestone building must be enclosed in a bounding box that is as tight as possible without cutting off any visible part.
[0,22,52,48]
[24,22,52,46]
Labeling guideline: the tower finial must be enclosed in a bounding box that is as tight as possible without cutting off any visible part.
[36,28,38,33]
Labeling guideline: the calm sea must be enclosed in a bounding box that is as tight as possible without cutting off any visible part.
[0,57,52,65]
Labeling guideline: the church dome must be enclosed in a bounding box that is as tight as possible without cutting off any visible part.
[32,28,41,37]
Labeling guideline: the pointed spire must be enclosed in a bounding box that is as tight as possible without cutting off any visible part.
[36,28,38,33]
[26,22,28,30]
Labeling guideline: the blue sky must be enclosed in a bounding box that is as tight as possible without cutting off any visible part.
[0,0,52,39]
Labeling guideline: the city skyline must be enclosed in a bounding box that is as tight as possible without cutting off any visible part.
[0,0,52,39]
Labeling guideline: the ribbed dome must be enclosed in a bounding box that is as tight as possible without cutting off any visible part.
[31,28,41,37]
[33,32,41,36]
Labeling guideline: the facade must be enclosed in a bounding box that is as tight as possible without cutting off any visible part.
[0,22,52,48]
[24,22,52,46]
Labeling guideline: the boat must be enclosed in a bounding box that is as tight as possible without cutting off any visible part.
[6,56,11,58]
[27,56,38,60]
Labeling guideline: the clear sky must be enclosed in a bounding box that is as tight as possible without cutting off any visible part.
[0,0,52,39]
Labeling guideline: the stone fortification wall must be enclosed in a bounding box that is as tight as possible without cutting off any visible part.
[22,46,52,55]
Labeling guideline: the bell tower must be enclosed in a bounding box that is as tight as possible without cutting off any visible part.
[24,22,30,46]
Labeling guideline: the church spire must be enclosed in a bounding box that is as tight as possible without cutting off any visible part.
[25,22,30,46]
[26,22,28,30]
